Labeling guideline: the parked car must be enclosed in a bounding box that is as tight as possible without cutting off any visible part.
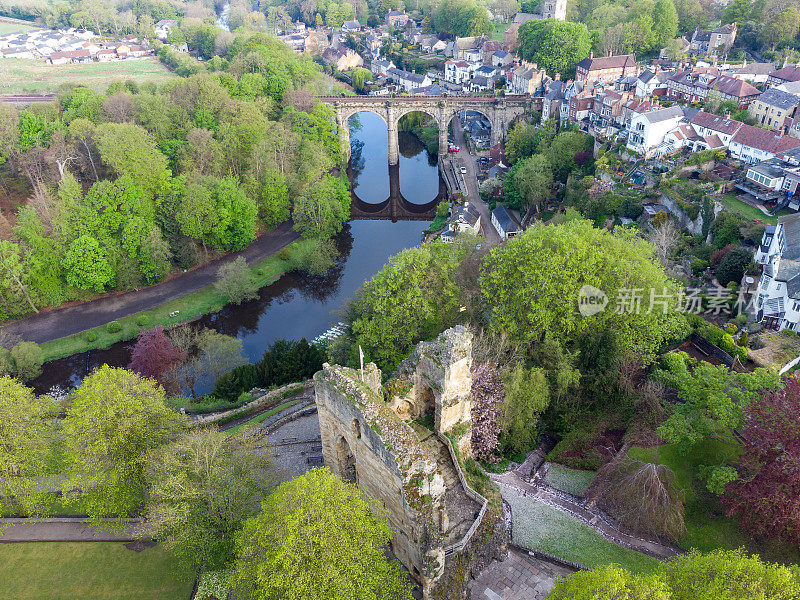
[460,166,467,174]
[449,145,460,152]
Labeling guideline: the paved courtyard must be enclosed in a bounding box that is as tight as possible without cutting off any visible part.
[468,547,574,600]
[263,411,323,481]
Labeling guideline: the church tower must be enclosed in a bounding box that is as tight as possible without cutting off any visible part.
[542,0,567,21]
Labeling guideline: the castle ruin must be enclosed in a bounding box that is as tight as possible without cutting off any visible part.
[313,326,504,598]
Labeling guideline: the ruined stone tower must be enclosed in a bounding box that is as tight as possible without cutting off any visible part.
[314,326,499,598]
[542,0,567,21]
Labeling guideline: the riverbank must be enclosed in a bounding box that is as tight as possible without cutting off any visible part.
[35,238,321,363]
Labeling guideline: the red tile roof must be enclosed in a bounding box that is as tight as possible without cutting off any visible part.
[689,111,743,136]
[732,124,800,153]
[770,64,800,83]
[577,54,637,72]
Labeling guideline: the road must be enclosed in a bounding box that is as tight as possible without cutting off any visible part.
[451,117,501,244]
[0,222,300,344]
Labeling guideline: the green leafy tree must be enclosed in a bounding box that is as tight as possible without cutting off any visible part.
[0,240,39,315]
[10,341,43,381]
[62,234,114,293]
[512,154,553,222]
[214,256,258,305]
[350,67,373,93]
[501,363,550,454]
[258,169,290,227]
[143,428,274,573]
[95,123,171,200]
[63,366,181,531]
[505,122,537,165]
[518,19,592,78]
[292,175,350,239]
[232,468,413,600]
[652,0,679,49]
[715,247,753,287]
[0,376,55,516]
[545,131,592,183]
[349,241,468,370]
[481,219,686,363]
[548,564,670,600]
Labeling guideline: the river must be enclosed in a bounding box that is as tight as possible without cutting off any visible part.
[31,111,443,396]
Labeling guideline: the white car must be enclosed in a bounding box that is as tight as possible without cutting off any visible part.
[460,166,467,174]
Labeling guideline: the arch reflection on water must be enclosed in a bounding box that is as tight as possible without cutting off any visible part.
[348,111,445,221]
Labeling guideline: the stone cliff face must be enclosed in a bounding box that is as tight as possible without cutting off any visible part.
[314,326,506,599]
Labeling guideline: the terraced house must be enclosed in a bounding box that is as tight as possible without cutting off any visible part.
[749,87,800,131]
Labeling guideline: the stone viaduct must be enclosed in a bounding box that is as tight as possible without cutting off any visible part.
[317,95,539,164]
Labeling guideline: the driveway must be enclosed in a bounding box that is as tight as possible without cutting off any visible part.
[0,222,300,344]
[452,117,501,244]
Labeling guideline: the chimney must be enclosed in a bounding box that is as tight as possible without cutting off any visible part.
[743,58,747,67]
[589,51,593,60]
[555,72,561,81]
[725,111,731,119]
[785,56,790,68]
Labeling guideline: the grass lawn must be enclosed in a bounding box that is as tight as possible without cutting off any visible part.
[502,485,659,573]
[490,21,508,42]
[544,464,596,497]
[628,443,800,566]
[0,542,193,600]
[0,57,178,93]
[224,399,301,436]
[38,238,321,363]
[0,19,38,34]
[719,194,777,225]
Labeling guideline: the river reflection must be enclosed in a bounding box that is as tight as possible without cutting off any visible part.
[31,115,443,396]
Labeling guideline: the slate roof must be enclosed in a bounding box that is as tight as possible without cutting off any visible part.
[689,111,744,136]
[512,12,538,23]
[757,87,800,111]
[642,105,686,123]
[576,54,637,72]
[779,212,800,260]
[492,205,519,233]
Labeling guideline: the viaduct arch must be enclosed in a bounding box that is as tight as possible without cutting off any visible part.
[317,95,540,165]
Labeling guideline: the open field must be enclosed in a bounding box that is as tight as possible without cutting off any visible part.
[544,464,596,497]
[0,542,193,600]
[0,19,38,34]
[0,57,178,93]
[629,443,800,565]
[502,485,659,573]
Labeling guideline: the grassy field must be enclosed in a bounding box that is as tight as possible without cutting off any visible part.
[502,485,659,572]
[38,238,321,363]
[719,194,777,225]
[0,19,38,34]
[490,21,508,42]
[0,542,193,600]
[544,464,596,497]
[0,57,178,93]
[628,443,800,565]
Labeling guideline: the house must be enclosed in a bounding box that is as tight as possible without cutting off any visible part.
[387,67,431,92]
[591,88,630,129]
[154,19,178,41]
[754,213,800,330]
[745,158,788,191]
[659,36,690,60]
[569,94,594,123]
[666,67,760,108]
[709,75,760,108]
[474,65,497,79]
[754,225,776,264]
[749,88,800,131]
[371,58,395,77]
[127,44,147,58]
[508,61,546,95]
[451,202,481,235]
[342,20,361,32]
[635,67,670,98]
[321,46,364,70]
[688,111,743,147]
[541,79,565,122]
[729,124,800,163]
[491,50,512,68]
[453,36,485,60]
[689,23,737,54]
[575,52,638,84]
[444,60,471,84]
[626,105,691,157]
[48,49,92,64]
[732,60,775,85]
[463,48,482,64]
[767,64,800,88]
[491,205,520,240]
[662,122,723,154]
[282,33,307,52]
[386,10,408,28]
[469,75,494,93]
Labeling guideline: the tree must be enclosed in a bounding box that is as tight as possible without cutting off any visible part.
[350,67,373,93]
[62,234,114,293]
[548,564,670,600]
[518,19,592,78]
[258,169,290,228]
[143,428,274,572]
[0,376,55,516]
[63,366,181,530]
[0,240,39,314]
[759,7,800,51]
[292,175,350,239]
[471,362,505,462]
[128,325,187,389]
[513,154,553,224]
[545,131,592,183]
[96,123,170,200]
[232,468,413,600]
[724,378,800,545]
[197,330,248,387]
[597,457,686,539]
[505,122,537,164]
[652,0,679,49]
[647,220,680,268]
[10,341,43,381]
[215,256,258,305]
[715,247,752,286]
[349,241,467,370]
[480,219,686,364]
[501,363,550,455]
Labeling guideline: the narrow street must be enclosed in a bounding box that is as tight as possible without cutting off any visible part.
[451,117,501,244]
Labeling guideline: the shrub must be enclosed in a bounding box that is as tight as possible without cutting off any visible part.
[106,320,122,333]
[10,341,43,381]
[737,333,748,347]
[724,324,737,334]
[136,315,149,327]
[691,259,709,276]
[85,331,97,342]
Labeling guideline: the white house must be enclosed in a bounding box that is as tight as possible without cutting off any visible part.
[452,202,481,234]
[154,19,178,41]
[491,205,520,240]
[626,105,688,157]
[387,67,431,92]
[445,60,471,84]
[755,213,800,330]
[635,67,670,98]
[688,111,743,147]
[729,124,800,164]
